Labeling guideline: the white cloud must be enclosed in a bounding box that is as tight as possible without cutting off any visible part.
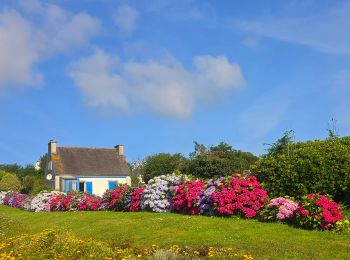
[0,0,100,89]
[0,10,42,86]
[237,2,350,55]
[113,4,139,33]
[68,49,244,119]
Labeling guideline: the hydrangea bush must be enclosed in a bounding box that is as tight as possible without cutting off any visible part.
[3,192,31,209]
[171,180,206,215]
[211,176,269,218]
[0,174,346,232]
[0,191,8,204]
[197,177,224,216]
[129,187,144,212]
[77,195,102,211]
[141,174,188,212]
[295,194,343,230]
[259,197,299,222]
[102,185,131,211]
[30,191,65,212]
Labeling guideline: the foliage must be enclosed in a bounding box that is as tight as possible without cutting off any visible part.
[0,173,22,192]
[258,197,299,223]
[0,229,116,260]
[0,227,253,260]
[22,174,50,195]
[0,162,49,195]
[141,174,188,212]
[252,136,350,204]
[171,180,206,215]
[1,206,350,259]
[128,159,146,186]
[101,185,131,211]
[0,163,37,181]
[264,130,295,156]
[0,191,8,204]
[30,191,65,212]
[0,170,8,181]
[143,153,189,182]
[3,192,31,209]
[189,142,258,179]
[295,194,343,230]
[211,176,268,218]
[0,173,347,233]
[197,177,224,216]
[129,187,144,212]
[77,195,102,211]
[50,193,87,212]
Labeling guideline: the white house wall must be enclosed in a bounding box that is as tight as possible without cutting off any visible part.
[78,176,131,196]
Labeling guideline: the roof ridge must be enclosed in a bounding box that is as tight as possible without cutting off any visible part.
[58,146,116,150]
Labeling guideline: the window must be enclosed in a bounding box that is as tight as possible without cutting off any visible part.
[48,160,53,171]
[65,179,78,193]
[79,182,85,192]
[108,181,118,190]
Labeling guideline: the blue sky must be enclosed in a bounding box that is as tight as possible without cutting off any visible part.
[1,0,350,165]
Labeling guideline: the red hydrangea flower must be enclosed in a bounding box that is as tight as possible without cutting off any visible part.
[210,176,268,218]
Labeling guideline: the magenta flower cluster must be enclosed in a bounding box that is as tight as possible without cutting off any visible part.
[0,174,346,232]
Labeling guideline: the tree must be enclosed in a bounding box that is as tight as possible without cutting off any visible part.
[38,153,48,175]
[253,135,350,205]
[0,173,22,192]
[143,153,189,182]
[0,170,8,181]
[189,142,258,179]
[128,159,146,186]
[264,130,295,156]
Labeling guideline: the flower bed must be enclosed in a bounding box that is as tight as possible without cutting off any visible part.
[30,191,65,212]
[295,194,343,230]
[210,176,268,218]
[0,174,347,232]
[171,180,206,215]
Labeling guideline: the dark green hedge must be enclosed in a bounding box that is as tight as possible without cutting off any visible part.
[252,137,350,205]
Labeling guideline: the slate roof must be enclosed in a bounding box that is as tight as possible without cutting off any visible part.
[51,146,130,177]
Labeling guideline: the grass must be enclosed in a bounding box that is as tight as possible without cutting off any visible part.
[1,205,350,259]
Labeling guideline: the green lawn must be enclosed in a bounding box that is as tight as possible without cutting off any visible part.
[1,205,350,259]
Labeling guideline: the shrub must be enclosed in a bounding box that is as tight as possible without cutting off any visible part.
[295,194,343,230]
[189,142,258,179]
[0,228,254,260]
[0,229,116,260]
[0,191,8,204]
[30,191,65,212]
[171,180,206,215]
[259,197,299,222]
[197,177,224,216]
[141,174,188,213]
[101,185,131,211]
[0,173,22,192]
[210,176,268,218]
[77,195,102,211]
[129,187,145,212]
[50,193,86,211]
[143,153,189,182]
[3,192,31,209]
[253,137,350,204]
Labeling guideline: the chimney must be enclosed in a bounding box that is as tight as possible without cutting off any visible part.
[115,144,124,156]
[48,140,57,155]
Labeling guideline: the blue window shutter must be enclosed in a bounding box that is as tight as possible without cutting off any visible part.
[65,179,69,193]
[108,181,117,190]
[86,182,93,194]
